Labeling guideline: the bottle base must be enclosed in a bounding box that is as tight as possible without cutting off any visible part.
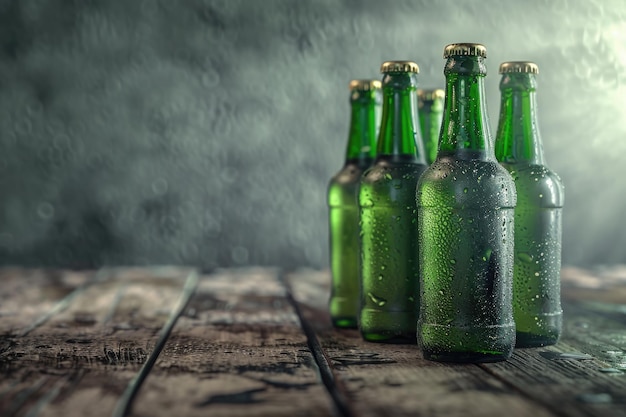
[422,350,511,363]
[331,317,358,329]
[361,330,417,344]
[419,322,515,363]
[515,331,559,348]
[514,312,561,347]
[329,296,358,329]
[360,309,418,344]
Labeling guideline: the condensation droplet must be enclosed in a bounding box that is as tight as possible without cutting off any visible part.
[37,202,55,219]
[518,252,533,263]
[367,292,387,307]
[231,246,249,264]
[152,178,169,195]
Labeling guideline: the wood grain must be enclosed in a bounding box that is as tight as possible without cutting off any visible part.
[0,268,93,335]
[1,266,623,417]
[130,267,335,417]
[0,267,196,417]
[287,269,560,417]
[475,266,626,417]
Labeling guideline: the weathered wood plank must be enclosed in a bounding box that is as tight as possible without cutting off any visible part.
[561,266,626,304]
[287,269,559,417]
[130,267,336,417]
[0,268,93,335]
[481,304,626,416]
[0,266,196,417]
[478,266,626,417]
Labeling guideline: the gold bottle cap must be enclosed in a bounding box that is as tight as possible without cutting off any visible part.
[443,43,487,58]
[349,79,382,91]
[499,61,539,74]
[418,89,445,101]
[380,61,420,74]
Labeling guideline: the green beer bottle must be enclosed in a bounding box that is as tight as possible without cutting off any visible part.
[417,44,517,362]
[417,89,445,165]
[359,61,428,343]
[328,79,382,328]
[495,62,565,347]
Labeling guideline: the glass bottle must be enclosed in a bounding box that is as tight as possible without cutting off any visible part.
[495,61,564,347]
[328,79,381,328]
[417,44,517,362]
[418,88,445,165]
[359,61,428,342]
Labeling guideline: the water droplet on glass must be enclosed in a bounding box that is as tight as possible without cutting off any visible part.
[367,292,387,307]
[518,252,533,263]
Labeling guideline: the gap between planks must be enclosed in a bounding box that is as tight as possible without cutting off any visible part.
[110,270,199,417]
[280,270,358,417]
[1,267,199,417]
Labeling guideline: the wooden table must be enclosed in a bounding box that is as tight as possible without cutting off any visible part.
[0,266,625,417]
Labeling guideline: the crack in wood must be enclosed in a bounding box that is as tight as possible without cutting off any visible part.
[110,269,199,417]
[18,269,109,338]
[280,270,358,417]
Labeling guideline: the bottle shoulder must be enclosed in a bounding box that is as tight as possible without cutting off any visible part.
[329,162,367,187]
[417,157,517,208]
[503,163,565,207]
[358,161,428,208]
[361,160,428,185]
[328,163,368,207]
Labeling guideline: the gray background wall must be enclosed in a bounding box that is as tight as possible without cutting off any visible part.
[0,0,624,270]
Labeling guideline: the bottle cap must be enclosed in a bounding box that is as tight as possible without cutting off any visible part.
[499,61,539,74]
[443,43,487,58]
[418,89,445,101]
[349,80,382,91]
[380,61,420,74]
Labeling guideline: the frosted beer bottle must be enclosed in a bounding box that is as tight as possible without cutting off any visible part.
[359,61,428,342]
[328,80,382,328]
[417,44,517,362]
[418,89,445,165]
[495,62,564,347]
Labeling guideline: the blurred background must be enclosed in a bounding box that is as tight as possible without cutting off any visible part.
[0,0,624,271]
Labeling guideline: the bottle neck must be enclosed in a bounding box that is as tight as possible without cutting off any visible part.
[345,89,380,163]
[495,73,545,165]
[376,73,425,163]
[438,56,494,161]
[419,98,444,163]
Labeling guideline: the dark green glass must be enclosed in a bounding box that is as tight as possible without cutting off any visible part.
[417,44,517,362]
[328,80,382,328]
[358,61,428,343]
[495,62,564,347]
[418,89,445,165]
